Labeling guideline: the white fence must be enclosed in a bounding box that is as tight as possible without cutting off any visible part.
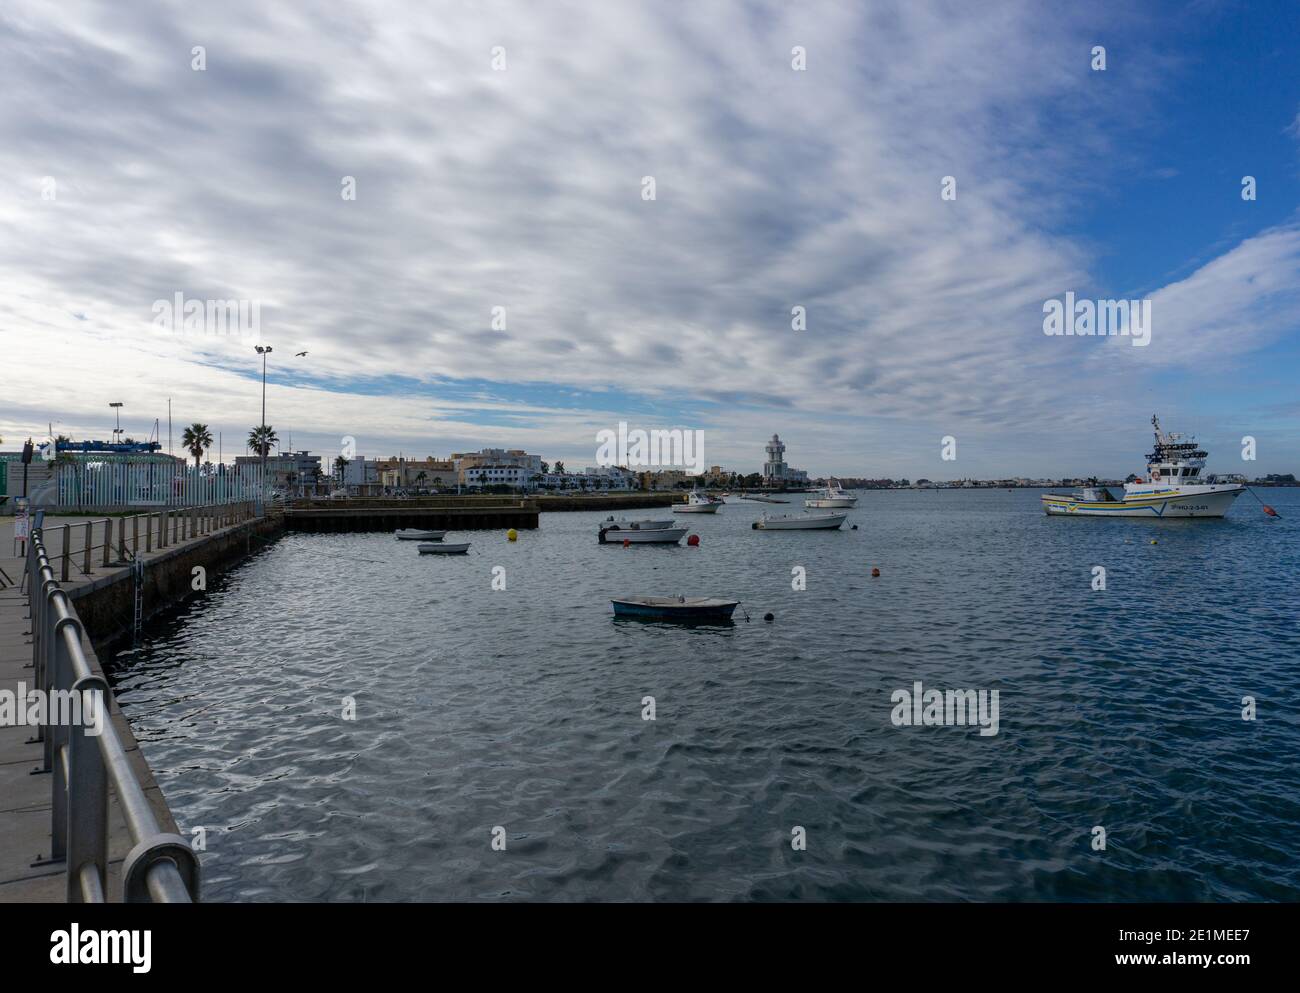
[57,459,266,510]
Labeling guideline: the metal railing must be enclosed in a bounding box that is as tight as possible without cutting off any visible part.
[38,503,257,581]
[24,527,201,902]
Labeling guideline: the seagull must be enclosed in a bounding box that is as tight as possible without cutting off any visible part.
[295,351,308,357]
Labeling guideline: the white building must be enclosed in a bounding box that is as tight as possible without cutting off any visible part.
[462,463,533,489]
[762,434,809,484]
[453,448,543,476]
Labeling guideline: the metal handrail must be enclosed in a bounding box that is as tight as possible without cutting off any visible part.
[25,526,202,902]
[33,502,256,579]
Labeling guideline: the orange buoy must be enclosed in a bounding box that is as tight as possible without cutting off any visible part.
[871,567,880,577]
[1264,505,1279,517]
[687,534,700,546]
[622,538,631,548]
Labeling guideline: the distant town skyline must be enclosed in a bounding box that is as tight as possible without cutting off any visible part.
[2,2,1298,478]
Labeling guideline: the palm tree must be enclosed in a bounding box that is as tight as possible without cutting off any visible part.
[554,460,565,475]
[415,470,427,491]
[181,423,213,469]
[333,456,350,486]
[247,424,278,458]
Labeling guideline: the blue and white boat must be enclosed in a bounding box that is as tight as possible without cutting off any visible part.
[611,595,739,621]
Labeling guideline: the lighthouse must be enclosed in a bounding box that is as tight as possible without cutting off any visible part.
[763,434,787,482]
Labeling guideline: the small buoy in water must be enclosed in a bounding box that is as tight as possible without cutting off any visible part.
[851,524,858,530]
[1150,539,1158,545]
[1264,505,1279,517]
[507,528,518,541]
[763,612,774,623]
[687,534,700,546]
[871,567,880,577]
[622,538,631,548]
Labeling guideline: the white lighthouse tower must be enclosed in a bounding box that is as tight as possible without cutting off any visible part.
[763,433,787,482]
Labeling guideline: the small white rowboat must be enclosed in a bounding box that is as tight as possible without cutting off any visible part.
[753,512,847,530]
[418,542,470,554]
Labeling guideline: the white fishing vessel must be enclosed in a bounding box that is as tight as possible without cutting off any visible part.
[752,511,847,530]
[673,490,722,514]
[1041,415,1245,518]
[805,479,858,508]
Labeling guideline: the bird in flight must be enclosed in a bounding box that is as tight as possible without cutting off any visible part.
[295,351,308,357]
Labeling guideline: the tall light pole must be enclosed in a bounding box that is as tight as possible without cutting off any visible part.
[255,345,273,495]
[109,401,123,444]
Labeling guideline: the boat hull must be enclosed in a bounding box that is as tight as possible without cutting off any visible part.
[418,542,470,554]
[599,526,689,543]
[673,504,720,513]
[805,497,857,508]
[754,512,847,530]
[396,530,445,540]
[1041,486,1243,518]
[611,598,738,621]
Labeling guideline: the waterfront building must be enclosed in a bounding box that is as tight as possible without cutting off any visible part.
[462,463,535,489]
[638,469,691,490]
[452,448,543,476]
[233,451,323,494]
[374,456,458,490]
[761,434,809,485]
[581,466,636,490]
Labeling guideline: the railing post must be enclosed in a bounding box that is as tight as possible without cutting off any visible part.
[102,520,111,568]
[132,515,139,557]
[146,513,153,553]
[117,518,126,563]
[49,598,82,861]
[83,522,92,575]
[61,524,70,582]
[67,673,109,902]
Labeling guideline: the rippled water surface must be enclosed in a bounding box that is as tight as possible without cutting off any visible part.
[107,490,1300,901]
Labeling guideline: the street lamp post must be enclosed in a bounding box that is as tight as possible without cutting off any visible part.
[109,401,123,444]
[255,345,273,500]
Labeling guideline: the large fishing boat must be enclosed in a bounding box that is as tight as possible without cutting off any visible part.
[1041,415,1245,518]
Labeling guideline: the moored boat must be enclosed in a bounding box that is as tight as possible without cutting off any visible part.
[752,511,847,530]
[611,595,739,621]
[1042,415,1245,518]
[599,524,689,544]
[599,516,674,530]
[418,541,470,554]
[805,479,858,508]
[396,529,445,541]
[673,490,723,514]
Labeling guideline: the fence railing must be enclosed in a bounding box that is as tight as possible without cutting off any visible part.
[24,528,200,902]
[39,503,257,580]
[57,460,266,510]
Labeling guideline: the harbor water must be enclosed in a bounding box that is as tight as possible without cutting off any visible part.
[106,489,1300,901]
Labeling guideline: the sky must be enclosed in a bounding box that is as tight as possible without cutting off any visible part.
[1,0,1298,479]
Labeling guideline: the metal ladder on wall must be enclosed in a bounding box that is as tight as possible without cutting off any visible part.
[132,555,145,643]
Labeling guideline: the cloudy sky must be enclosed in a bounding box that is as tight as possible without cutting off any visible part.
[2,0,1298,478]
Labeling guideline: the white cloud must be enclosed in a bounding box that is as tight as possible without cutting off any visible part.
[0,0,1295,475]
